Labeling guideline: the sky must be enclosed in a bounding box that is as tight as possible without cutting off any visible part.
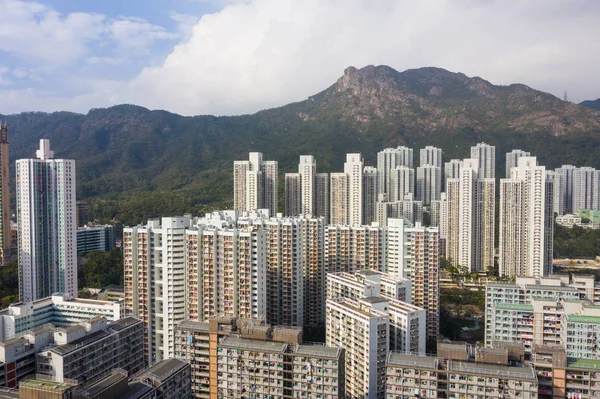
[0,0,599,116]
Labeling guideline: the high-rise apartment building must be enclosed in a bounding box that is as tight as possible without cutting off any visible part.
[326,270,411,304]
[377,146,413,196]
[388,166,414,202]
[233,152,278,216]
[330,173,348,225]
[315,173,330,222]
[556,164,577,214]
[386,219,439,338]
[445,159,495,273]
[444,159,461,183]
[419,146,442,168]
[344,153,364,226]
[326,297,389,399]
[506,149,530,178]
[0,123,10,266]
[485,276,600,355]
[325,224,385,273]
[573,166,600,212]
[375,193,423,227]
[546,170,565,215]
[123,217,191,364]
[416,164,442,204]
[285,173,301,216]
[363,166,378,225]
[174,317,345,399]
[16,140,77,302]
[471,142,496,179]
[499,157,554,277]
[298,155,316,215]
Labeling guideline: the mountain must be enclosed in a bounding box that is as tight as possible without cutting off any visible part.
[2,65,600,225]
[580,98,600,111]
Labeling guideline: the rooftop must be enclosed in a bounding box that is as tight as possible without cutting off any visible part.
[526,284,578,292]
[567,357,600,370]
[449,361,536,380]
[121,381,155,398]
[19,378,76,392]
[566,314,600,324]
[387,353,440,369]
[219,336,287,353]
[141,358,189,382]
[294,344,341,360]
[495,303,533,312]
[176,319,210,332]
[77,370,127,397]
[48,329,110,356]
[359,296,389,304]
[109,317,141,331]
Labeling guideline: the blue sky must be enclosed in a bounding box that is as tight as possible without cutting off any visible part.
[1,0,599,116]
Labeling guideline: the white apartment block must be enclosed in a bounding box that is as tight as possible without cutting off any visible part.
[16,139,77,302]
[506,149,530,178]
[387,299,426,354]
[444,159,461,183]
[330,173,349,225]
[315,173,330,223]
[555,214,582,228]
[546,170,565,215]
[363,166,378,225]
[386,219,439,338]
[416,164,442,204]
[375,193,423,227]
[326,297,389,399]
[419,146,442,168]
[377,146,413,196]
[325,225,385,274]
[0,293,122,341]
[285,173,301,216]
[556,164,577,214]
[485,275,600,355]
[299,155,316,216]
[470,142,496,179]
[573,166,600,212]
[344,153,364,226]
[499,157,554,278]
[445,158,495,273]
[389,166,414,202]
[233,152,278,216]
[326,270,411,303]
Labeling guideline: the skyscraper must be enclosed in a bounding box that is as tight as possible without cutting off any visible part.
[363,166,378,225]
[546,170,564,215]
[419,146,442,168]
[389,166,414,202]
[444,159,461,183]
[285,173,301,216]
[0,123,10,265]
[470,142,496,179]
[298,155,316,215]
[16,140,77,302]
[387,219,440,338]
[330,173,349,225]
[315,173,330,222]
[233,152,278,216]
[573,167,600,212]
[445,159,495,273]
[345,153,364,226]
[416,164,442,204]
[377,146,413,196]
[499,157,554,277]
[556,164,577,214]
[506,149,530,178]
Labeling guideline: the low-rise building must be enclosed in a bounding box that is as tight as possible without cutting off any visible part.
[0,293,123,342]
[76,225,116,254]
[132,358,191,399]
[36,317,144,383]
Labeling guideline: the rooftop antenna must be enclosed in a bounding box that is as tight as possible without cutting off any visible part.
[563,91,568,102]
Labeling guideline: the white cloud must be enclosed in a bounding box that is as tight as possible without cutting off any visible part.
[108,16,180,50]
[112,0,600,116]
[0,0,106,65]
